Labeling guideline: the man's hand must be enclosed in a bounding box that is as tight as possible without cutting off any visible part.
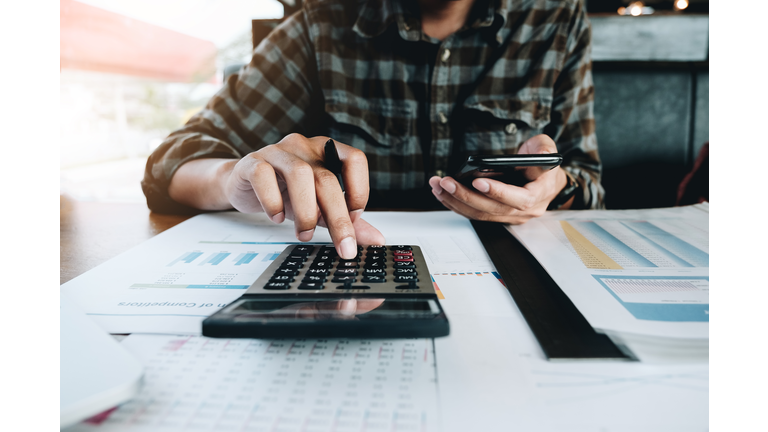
[169,134,385,259]
[428,134,571,224]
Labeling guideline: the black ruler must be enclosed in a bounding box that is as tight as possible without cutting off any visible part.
[471,220,631,361]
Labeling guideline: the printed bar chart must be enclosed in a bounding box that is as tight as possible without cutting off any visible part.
[622,221,709,267]
[592,275,709,322]
[262,252,280,262]
[557,220,709,270]
[233,252,258,265]
[167,251,204,267]
[560,221,622,269]
[199,252,231,266]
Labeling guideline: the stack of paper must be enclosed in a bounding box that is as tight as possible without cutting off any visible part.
[507,203,709,362]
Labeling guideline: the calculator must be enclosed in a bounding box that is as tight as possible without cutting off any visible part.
[202,244,449,339]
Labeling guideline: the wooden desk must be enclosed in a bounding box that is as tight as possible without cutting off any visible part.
[60,195,192,284]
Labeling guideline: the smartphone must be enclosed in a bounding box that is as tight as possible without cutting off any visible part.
[453,154,562,187]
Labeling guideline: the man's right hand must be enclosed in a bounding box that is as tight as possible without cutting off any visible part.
[168,134,385,259]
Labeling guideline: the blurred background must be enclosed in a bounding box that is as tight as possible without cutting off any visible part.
[60,0,709,209]
[60,0,287,202]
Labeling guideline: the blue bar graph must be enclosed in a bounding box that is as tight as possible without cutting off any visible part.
[622,221,709,267]
[262,252,280,262]
[199,252,231,266]
[234,252,258,265]
[574,222,656,267]
[167,251,204,267]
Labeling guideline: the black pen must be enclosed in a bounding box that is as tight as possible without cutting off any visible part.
[324,139,345,192]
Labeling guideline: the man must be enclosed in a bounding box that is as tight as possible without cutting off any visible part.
[142,0,604,260]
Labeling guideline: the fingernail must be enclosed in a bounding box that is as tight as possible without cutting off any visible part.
[270,212,285,223]
[339,299,357,316]
[431,189,443,201]
[474,179,490,193]
[442,180,456,194]
[350,209,363,222]
[339,237,357,259]
[298,229,314,242]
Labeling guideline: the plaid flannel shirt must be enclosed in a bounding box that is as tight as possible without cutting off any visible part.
[142,0,604,213]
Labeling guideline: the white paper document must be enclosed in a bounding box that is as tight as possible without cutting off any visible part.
[64,334,439,432]
[61,211,495,335]
[62,212,708,431]
[506,204,709,341]
[433,273,708,431]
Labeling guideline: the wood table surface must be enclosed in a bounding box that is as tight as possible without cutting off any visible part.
[60,195,192,285]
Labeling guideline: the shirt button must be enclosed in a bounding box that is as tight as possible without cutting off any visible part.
[439,112,448,124]
[505,123,518,134]
[441,49,451,62]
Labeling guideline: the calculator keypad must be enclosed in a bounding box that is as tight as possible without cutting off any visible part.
[245,244,432,294]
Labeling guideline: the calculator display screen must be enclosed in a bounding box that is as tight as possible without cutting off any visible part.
[225,298,441,321]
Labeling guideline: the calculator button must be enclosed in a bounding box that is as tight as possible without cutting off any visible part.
[334,268,358,277]
[287,254,309,261]
[298,282,324,290]
[280,260,303,269]
[392,249,412,256]
[393,262,416,269]
[319,247,337,257]
[367,245,387,252]
[337,261,360,269]
[390,245,412,250]
[275,268,299,276]
[310,261,333,269]
[393,256,414,262]
[332,275,357,283]
[365,255,386,262]
[363,260,386,269]
[361,275,386,283]
[338,256,361,264]
[292,245,315,255]
[363,268,386,277]
[396,281,420,290]
[305,268,329,277]
[394,275,419,282]
[335,285,370,290]
[393,268,417,276]
[269,275,295,283]
[264,281,290,290]
[302,275,327,283]
[313,254,335,263]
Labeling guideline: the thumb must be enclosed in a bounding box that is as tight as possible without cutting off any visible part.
[519,134,558,155]
[518,134,559,181]
[352,217,386,246]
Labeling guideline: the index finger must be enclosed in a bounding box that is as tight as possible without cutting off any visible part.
[334,143,370,214]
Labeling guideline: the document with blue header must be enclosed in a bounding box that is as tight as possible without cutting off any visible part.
[507,203,709,361]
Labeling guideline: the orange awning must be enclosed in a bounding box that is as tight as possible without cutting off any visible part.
[60,0,217,82]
